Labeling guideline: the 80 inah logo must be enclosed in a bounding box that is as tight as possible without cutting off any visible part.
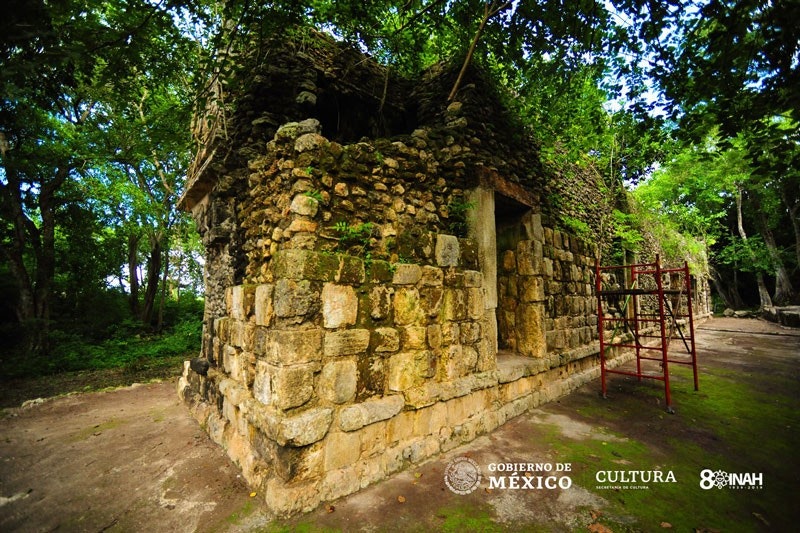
[700,469,763,490]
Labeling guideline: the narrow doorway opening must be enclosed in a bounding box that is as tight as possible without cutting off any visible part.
[495,194,533,353]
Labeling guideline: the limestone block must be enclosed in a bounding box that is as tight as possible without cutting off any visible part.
[286,218,318,233]
[443,269,464,287]
[435,234,460,267]
[253,360,273,405]
[229,320,245,347]
[423,401,448,437]
[230,285,255,320]
[210,337,222,366]
[445,344,464,379]
[463,270,483,287]
[392,263,422,285]
[520,276,545,303]
[403,382,441,409]
[372,327,400,353]
[523,212,544,242]
[335,255,366,284]
[322,329,368,357]
[441,288,467,320]
[459,322,481,345]
[419,350,437,379]
[274,407,333,447]
[517,303,547,358]
[273,364,314,410]
[554,230,563,249]
[272,249,338,281]
[421,287,443,317]
[369,285,392,320]
[274,279,319,320]
[324,430,361,470]
[466,287,484,319]
[532,240,544,272]
[402,326,427,350]
[426,324,442,350]
[516,240,536,275]
[319,359,357,404]
[261,329,324,365]
[214,317,231,343]
[290,194,319,217]
[501,250,516,272]
[274,118,320,140]
[222,344,239,375]
[477,314,498,371]
[255,284,274,326]
[321,466,361,505]
[569,329,581,349]
[322,283,358,328]
[420,265,443,286]
[393,287,425,325]
[445,396,470,429]
[285,442,325,483]
[359,420,388,457]
[334,182,349,196]
[387,410,416,444]
[387,352,426,392]
[222,396,238,427]
[441,322,460,345]
[497,360,524,384]
[339,394,405,431]
[295,133,326,153]
[218,377,249,407]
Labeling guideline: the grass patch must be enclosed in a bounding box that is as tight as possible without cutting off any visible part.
[544,361,799,532]
[225,499,256,526]
[68,418,125,442]
[436,504,502,533]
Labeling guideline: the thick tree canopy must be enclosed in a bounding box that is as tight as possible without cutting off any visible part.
[1,0,797,367]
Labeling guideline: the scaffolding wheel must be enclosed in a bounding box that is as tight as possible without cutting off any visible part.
[666,406,675,415]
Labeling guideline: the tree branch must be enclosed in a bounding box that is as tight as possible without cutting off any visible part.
[447,1,511,101]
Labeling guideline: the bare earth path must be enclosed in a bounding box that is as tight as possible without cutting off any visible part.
[0,382,254,532]
[2,317,799,532]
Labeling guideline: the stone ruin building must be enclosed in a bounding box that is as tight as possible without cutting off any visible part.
[177,29,710,516]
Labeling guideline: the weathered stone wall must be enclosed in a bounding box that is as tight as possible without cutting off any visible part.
[240,116,478,282]
[497,218,598,358]
[177,28,709,518]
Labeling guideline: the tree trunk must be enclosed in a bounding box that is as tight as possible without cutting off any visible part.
[0,164,70,351]
[128,233,141,317]
[157,244,170,332]
[786,198,800,275]
[736,185,772,309]
[758,216,795,305]
[779,185,800,269]
[141,233,163,326]
[792,204,800,270]
[709,267,744,309]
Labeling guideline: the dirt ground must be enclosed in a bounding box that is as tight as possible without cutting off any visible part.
[1,317,798,532]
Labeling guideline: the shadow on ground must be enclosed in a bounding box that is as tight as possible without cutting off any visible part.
[1,317,798,532]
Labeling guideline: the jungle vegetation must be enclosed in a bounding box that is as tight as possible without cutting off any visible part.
[1,0,797,377]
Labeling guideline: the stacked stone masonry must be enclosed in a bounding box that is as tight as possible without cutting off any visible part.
[178,118,631,514]
[178,29,709,517]
[178,228,633,515]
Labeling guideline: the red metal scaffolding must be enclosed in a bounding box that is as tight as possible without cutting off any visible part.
[595,255,699,413]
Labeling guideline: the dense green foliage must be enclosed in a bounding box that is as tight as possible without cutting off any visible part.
[1,0,797,377]
[1,0,206,374]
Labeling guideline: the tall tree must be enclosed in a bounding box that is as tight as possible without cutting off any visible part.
[1,0,203,346]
